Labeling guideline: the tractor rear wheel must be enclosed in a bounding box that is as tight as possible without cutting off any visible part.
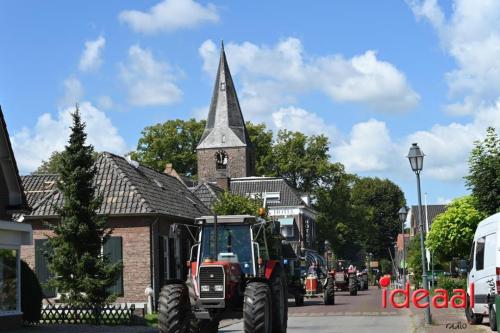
[243,282,272,333]
[324,278,335,305]
[270,266,288,333]
[158,283,191,333]
[349,277,358,296]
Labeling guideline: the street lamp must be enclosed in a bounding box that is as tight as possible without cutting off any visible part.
[407,143,431,325]
[398,206,408,287]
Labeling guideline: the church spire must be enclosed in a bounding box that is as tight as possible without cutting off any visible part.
[197,43,250,149]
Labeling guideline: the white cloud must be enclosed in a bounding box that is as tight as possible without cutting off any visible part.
[59,77,84,108]
[10,102,128,173]
[120,45,182,106]
[408,0,500,114]
[119,0,219,34]
[437,197,452,205]
[333,119,398,173]
[272,106,338,139]
[97,95,113,110]
[199,38,419,117]
[79,36,106,72]
[332,102,500,180]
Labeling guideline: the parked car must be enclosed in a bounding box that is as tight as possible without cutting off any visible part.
[466,212,500,331]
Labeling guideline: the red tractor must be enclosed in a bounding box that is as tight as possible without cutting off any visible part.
[158,215,288,333]
[333,260,358,296]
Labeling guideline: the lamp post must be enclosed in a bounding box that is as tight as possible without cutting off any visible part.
[407,142,431,325]
[398,206,409,287]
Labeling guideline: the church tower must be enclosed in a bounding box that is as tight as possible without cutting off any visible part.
[197,43,255,182]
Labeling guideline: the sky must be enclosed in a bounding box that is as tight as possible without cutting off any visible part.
[1,0,499,206]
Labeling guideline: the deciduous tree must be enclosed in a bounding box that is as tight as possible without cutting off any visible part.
[129,118,206,175]
[465,127,500,215]
[426,196,485,262]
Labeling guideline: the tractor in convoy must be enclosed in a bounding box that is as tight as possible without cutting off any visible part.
[333,259,358,296]
[158,215,288,333]
[282,249,335,306]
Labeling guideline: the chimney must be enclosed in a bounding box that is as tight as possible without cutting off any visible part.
[216,177,231,191]
[164,163,173,175]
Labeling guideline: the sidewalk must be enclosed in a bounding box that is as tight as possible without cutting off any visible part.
[409,306,490,333]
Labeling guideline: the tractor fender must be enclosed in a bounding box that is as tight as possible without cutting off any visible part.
[163,278,185,286]
[265,260,282,279]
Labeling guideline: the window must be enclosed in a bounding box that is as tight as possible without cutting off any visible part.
[215,150,228,170]
[0,249,17,311]
[281,225,294,238]
[485,233,496,269]
[264,192,280,203]
[103,237,123,296]
[475,237,485,271]
[35,239,56,297]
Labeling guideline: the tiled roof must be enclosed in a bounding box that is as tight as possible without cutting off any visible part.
[22,152,211,220]
[410,204,447,228]
[20,174,58,210]
[230,177,306,207]
[190,182,224,209]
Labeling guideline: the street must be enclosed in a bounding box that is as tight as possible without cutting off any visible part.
[220,286,411,333]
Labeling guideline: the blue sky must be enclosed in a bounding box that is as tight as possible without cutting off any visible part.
[1,0,499,206]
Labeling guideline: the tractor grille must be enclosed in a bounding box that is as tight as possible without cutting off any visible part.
[199,266,224,299]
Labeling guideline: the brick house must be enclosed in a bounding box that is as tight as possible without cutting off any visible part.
[0,107,32,330]
[19,152,210,308]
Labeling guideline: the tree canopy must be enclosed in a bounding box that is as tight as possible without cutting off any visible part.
[129,118,206,175]
[426,196,485,262]
[212,191,263,216]
[350,177,406,260]
[465,127,500,216]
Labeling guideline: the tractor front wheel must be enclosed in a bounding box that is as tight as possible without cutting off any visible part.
[295,293,304,306]
[324,278,335,305]
[158,283,192,333]
[243,282,272,333]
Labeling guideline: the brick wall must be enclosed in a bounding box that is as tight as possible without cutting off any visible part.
[21,217,153,304]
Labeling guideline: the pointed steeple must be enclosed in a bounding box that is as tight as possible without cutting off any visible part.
[197,43,250,149]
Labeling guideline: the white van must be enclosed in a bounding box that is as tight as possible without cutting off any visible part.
[467,212,500,331]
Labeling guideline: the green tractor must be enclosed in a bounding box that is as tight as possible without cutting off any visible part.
[158,215,288,333]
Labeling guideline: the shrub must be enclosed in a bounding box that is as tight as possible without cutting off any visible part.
[21,260,43,324]
[437,276,467,296]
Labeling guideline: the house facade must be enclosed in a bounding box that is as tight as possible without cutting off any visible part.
[0,107,32,330]
[19,152,210,310]
[230,177,317,254]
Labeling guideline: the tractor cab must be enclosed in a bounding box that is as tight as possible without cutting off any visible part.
[196,215,261,277]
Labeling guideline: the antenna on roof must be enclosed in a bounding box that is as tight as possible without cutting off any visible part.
[125,155,140,169]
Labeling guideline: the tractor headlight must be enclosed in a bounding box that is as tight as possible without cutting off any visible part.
[214,285,223,292]
[201,285,210,292]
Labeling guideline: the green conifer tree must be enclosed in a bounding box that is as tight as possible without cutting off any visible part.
[45,108,120,306]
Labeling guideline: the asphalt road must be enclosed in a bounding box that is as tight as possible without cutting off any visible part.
[220,286,412,333]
